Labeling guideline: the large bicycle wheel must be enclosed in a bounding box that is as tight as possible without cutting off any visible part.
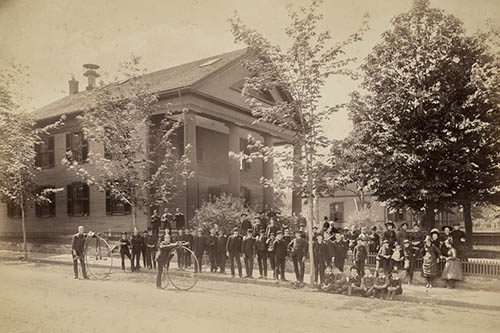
[84,235,114,280]
[167,246,199,291]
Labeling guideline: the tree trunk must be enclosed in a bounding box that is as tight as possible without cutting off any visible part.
[463,201,473,251]
[20,193,27,260]
[132,204,137,229]
[307,149,315,286]
[421,205,435,231]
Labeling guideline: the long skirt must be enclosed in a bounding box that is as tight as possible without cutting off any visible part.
[441,260,463,281]
[422,258,439,278]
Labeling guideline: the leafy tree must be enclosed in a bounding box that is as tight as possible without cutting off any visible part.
[230,0,368,283]
[347,0,500,248]
[63,56,192,228]
[0,64,64,259]
[191,194,256,234]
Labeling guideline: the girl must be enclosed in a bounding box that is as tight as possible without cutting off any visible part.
[420,235,441,290]
[441,239,463,288]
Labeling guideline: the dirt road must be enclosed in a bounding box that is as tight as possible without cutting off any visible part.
[1,261,499,333]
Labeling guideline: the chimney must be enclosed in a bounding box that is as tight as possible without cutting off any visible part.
[83,64,100,90]
[68,76,79,95]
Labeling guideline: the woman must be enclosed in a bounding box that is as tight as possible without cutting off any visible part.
[441,239,463,288]
[420,235,441,290]
[430,228,441,249]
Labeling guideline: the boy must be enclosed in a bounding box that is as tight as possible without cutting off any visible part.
[288,230,308,285]
[144,228,157,269]
[332,232,348,272]
[376,240,392,274]
[383,221,397,247]
[320,265,335,292]
[216,230,228,273]
[332,267,348,294]
[255,229,268,278]
[387,267,403,300]
[352,235,368,277]
[373,268,388,299]
[119,232,132,271]
[175,228,186,269]
[141,230,149,268]
[347,265,363,296]
[361,268,375,297]
[130,228,143,272]
[402,239,415,285]
[242,228,256,278]
[313,234,329,285]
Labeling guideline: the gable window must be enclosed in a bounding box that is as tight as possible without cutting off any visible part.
[329,202,344,223]
[106,190,131,215]
[7,201,21,219]
[66,132,88,162]
[35,136,55,169]
[67,182,90,216]
[35,186,56,218]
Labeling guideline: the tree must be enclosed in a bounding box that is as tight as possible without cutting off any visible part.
[0,64,64,259]
[63,56,192,228]
[230,0,368,284]
[347,0,500,248]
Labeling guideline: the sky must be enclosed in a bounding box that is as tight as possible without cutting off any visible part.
[1,0,499,140]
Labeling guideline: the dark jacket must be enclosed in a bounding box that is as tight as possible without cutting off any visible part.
[119,238,131,255]
[273,238,288,260]
[313,241,329,263]
[288,238,308,258]
[226,235,243,254]
[348,274,362,287]
[205,235,217,253]
[217,234,228,253]
[383,230,397,246]
[255,235,268,254]
[71,233,86,256]
[175,213,185,229]
[150,214,161,230]
[130,234,143,253]
[242,236,256,256]
[192,235,205,254]
[332,240,348,260]
[353,243,368,262]
[144,234,157,249]
[240,219,252,234]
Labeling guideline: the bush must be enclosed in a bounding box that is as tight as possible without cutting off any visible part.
[191,194,256,233]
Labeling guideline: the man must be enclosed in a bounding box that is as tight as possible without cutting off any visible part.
[141,230,148,268]
[288,230,308,285]
[450,222,467,259]
[251,217,261,237]
[144,228,157,269]
[332,232,348,272]
[410,224,425,257]
[265,218,279,238]
[71,226,89,279]
[242,229,256,278]
[160,208,172,232]
[397,222,409,247]
[155,234,177,289]
[383,221,397,247]
[313,233,328,284]
[150,210,161,239]
[368,226,380,254]
[192,228,205,273]
[175,228,187,269]
[216,230,228,273]
[119,232,132,271]
[273,230,288,282]
[130,227,143,272]
[226,227,243,278]
[206,229,218,272]
[174,208,185,230]
[239,213,252,235]
[185,228,194,267]
[255,228,268,278]
[322,216,330,233]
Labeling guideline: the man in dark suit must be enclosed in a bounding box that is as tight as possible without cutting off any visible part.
[192,228,205,273]
[226,227,243,278]
[288,230,308,284]
[239,213,252,235]
[313,233,329,284]
[155,234,177,289]
[205,229,218,272]
[174,208,185,230]
[332,232,348,272]
[150,209,161,239]
[174,228,186,269]
[216,230,228,273]
[130,228,143,272]
[273,230,288,282]
[242,229,256,278]
[144,228,157,269]
[71,225,88,279]
[255,228,268,278]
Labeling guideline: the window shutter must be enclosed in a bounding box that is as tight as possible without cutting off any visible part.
[48,137,55,167]
[66,133,72,160]
[49,191,56,217]
[35,187,41,217]
[35,143,41,167]
[124,200,131,214]
[67,184,73,216]
[82,136,88,161]
[105,190,111,215]
[83,184,90,215]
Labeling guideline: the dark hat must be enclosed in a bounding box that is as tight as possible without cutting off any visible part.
[270,233,276,237]
[385,221,395,228]
[247,228,253,233]
[241,213,248,217]
[313,226,318,230]
[232,227,239,233]
[371,226,377,231]
[400,222,409,228]
[276,230,283,235]
[442,225,451,231]
[413,223,421,228]
[403,239,410,244]
[453,222,461,226]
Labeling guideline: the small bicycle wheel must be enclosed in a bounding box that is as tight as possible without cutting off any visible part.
[84,235,113,280]
[167,246,199,291]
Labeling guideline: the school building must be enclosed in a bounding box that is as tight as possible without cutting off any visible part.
[0,49,302,238]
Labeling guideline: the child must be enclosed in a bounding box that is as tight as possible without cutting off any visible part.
[361,268,375,298]
[332,267,348,294]
[376,240,392,273]
[390,243,405,271]
[352,235,368,277]
[320,265,335,292]
[347,265,363,296]
[402,239,415,285]
[373,268,388,299]
[119,232,132,271]
[387,267,403,300]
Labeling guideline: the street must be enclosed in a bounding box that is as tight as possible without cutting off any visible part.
[1,261,500,333]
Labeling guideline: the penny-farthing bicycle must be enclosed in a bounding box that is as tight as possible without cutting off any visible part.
[83,232,114,280]
[160,242,199,291]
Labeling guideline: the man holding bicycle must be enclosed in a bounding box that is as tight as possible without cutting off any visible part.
[71,225,89,279]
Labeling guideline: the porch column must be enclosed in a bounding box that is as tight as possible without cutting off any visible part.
[184,110,198,225]
[263,135,274,210]
[227,123,241,197]
[292,143,303,215]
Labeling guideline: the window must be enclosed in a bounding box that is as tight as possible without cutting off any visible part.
[35,186,56,217]
[66,132,88,162]
[239,139,251,171]
[67,182,90,216]
[7,201,21,219]
[329,202,344,223]
[35,136,55,169]
[208,185,221,202]
[105,190,131,215]
[240,187,251,207]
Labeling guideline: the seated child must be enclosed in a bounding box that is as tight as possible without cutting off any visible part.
[387,267,403,300]
[332,267,348,294]
[347,265,363,296]
[361,267,375,297]
[321,265,335,292]
[373,268,388,299]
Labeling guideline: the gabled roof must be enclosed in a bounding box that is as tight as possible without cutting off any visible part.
[33,48,249,120]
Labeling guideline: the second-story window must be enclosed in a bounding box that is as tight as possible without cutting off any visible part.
[35,136,55,169]
[66,132,88,162]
